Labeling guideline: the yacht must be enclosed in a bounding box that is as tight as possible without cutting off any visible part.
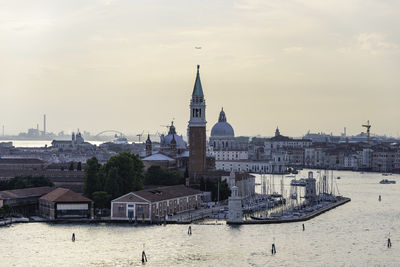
[379,179,396,184]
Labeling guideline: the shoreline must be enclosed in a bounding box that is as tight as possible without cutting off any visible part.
[1,197,351,227]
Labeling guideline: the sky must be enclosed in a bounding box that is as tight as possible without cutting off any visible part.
[1,0,399,138]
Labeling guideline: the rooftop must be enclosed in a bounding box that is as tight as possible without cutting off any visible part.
[113,185,202,203]
[40,188,92,203]
[0,186,54,200]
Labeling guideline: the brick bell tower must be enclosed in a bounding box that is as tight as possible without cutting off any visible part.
[188,65,207,181]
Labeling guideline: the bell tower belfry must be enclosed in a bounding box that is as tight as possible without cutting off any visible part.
[188,65,207,180]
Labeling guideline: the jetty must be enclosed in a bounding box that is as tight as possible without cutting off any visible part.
[227,197,350,225]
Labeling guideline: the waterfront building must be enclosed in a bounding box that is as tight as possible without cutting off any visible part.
[395,149,400,172]
[188,65,207,181]
[264,127,311,154]
[0,186,54,216]
[39,188,93,220]
[372,147,396,172]
[51,131,92,150]
[216,159,285,174]
[110,185,202,221]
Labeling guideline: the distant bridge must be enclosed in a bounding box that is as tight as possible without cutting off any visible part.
[94,130,126,137]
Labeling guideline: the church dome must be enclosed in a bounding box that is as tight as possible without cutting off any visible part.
[160,121,187,149]
[211,108,235,137]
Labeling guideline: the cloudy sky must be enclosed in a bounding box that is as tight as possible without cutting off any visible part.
[1,0,399,138]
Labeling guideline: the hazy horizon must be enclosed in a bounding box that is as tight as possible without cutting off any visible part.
[1,0,399,137]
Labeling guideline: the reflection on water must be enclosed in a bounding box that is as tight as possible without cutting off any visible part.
[1,170,399,266]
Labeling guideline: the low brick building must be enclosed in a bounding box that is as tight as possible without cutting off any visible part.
[0,186,54,215]
[39,188,93,220]
[111,185,202,221]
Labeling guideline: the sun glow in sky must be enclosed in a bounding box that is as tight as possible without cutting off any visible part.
[1,0,399,137]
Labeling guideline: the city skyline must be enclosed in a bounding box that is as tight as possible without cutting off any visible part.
[1,1,400,137]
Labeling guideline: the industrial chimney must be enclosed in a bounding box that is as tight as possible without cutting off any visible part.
[43,114,46,136]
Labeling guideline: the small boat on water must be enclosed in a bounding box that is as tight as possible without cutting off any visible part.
[250,215,270,220]
[379,179,396,184]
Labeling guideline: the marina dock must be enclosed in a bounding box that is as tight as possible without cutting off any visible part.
[227,197,351,225]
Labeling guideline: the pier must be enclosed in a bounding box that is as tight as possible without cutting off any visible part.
[227,197,351,225]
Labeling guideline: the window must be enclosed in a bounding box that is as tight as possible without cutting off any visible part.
[119,206,124,212]
[128,204,134,208]
[138,207,143,214]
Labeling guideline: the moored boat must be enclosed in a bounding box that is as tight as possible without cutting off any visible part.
[379,179,396,184]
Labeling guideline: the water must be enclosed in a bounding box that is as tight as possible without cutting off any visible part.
[1,170,399,266]
[3,140,105,148]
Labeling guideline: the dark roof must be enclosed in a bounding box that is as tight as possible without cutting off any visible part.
[40,188,92,203]
[118,185,202,203]
[0,158,45,164]
[0,186,54,200]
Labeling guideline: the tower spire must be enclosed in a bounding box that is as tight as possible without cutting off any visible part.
[192,65,204,97]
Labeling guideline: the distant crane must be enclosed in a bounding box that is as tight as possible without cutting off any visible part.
[136,131,144,142]
[362,120,371,146]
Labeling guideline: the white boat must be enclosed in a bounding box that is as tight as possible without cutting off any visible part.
[379,179,396,184]
[290,178,307,186]
[113,134,128,144]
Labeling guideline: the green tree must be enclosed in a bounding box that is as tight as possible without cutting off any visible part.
[68,162,74,171]
[103,152,144,195]
[145,165,183,186]
[92,191,110,210]
[105,167,120,199]
[83,157,101,198]
[200,178,231,202]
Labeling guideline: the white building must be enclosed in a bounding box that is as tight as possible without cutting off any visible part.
[208,108,249,161]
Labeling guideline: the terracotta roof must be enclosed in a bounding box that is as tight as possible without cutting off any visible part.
[0,186,54,200]
[112,192,148,203]
[40,188,92,203]
[119,185,202,203]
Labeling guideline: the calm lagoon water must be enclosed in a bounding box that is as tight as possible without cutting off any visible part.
[1,170,399,266]
[7,140,104,148]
